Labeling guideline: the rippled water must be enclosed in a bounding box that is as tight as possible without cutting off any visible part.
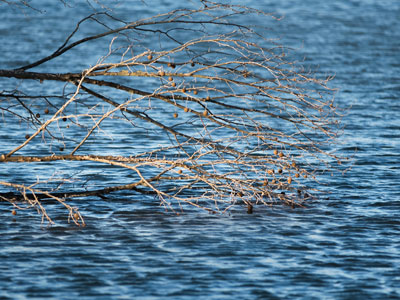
[1,1,400,299]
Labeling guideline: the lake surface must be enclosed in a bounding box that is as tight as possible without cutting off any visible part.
[1,0,400,299]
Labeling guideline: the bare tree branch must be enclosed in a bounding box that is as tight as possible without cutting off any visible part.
[0,1,347,225]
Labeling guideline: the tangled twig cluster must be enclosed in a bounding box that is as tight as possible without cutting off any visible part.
[0,1,345,225]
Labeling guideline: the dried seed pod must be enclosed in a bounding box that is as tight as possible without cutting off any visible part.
[247,203,253,214]
[73,213,79,220]
[295,173,300,178]
[182,88,186,93]
[36,113,40,118]
[205,96,210,101]
[273,149,278,156]
[287,177,292,184]
[202,110,208,117]
[25,134,30,139]
[11,210,17,216]
[171,82,176,87]
[193,89,198,95]
[159,70,165,76]
[184,107,189,113]
[168,62,176,69]
[279,152,284,158]
[173,113,178,118]
[168,76,173,82]
[44,108,49,114]
[191,62,195,67]
[147,53,153,60]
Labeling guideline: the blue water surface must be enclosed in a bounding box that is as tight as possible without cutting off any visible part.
[1,0,399,299]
